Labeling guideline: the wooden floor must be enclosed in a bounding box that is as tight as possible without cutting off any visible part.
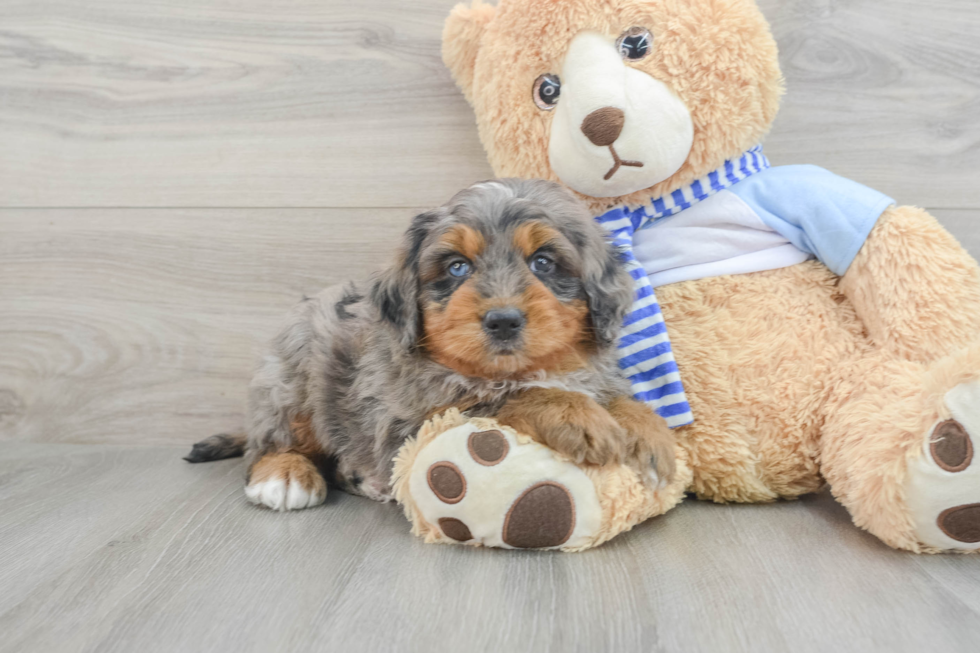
[2,0,980,651]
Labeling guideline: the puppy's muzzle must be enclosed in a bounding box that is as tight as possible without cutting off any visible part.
[482,308,526,343]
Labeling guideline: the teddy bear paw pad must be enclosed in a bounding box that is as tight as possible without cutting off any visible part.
[408,422,601,550]
[503,482,575,548]
[905,380,980,550]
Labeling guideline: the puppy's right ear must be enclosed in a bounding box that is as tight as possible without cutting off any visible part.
[371,210,443,351]
[442,1,497,104]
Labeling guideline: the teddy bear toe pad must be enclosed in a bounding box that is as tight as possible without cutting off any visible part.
[905,380,980,550]
[408,422,601,550]
[437,517,473,542]
[427,462,466,504]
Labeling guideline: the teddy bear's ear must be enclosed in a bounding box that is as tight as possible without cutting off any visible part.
[442,1,497,104]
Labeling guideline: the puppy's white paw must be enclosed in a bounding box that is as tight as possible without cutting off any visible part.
[246,476,326,511]
[245,453,327,511]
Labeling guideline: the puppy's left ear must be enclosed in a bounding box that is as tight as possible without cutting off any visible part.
[583,241,633,347]
[371,210,443,351]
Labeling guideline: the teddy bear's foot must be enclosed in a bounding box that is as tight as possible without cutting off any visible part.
[406,421,605,550]
[905,380,980,551]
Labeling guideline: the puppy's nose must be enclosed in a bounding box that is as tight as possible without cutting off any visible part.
[482,308,526,342]
[581,107,625,147]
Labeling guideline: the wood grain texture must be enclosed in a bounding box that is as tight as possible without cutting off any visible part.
[755,0,980,208]
[934,209,980,257]
[0,0,978,207]
[0,208,417,444]
[0,0,491,208]
[1,443,979,653]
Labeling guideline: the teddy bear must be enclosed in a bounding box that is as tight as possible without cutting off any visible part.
[390,0,980,553]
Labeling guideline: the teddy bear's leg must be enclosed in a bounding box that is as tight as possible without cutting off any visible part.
[826,205,980,551]
[839,205,980,363]
[820,345,980,552]
[394,413,693,551]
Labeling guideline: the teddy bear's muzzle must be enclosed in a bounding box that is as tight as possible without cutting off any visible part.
[580,106,645,181]
[547,30,694,197]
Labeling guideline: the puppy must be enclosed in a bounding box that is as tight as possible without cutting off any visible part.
[186,179,676,510]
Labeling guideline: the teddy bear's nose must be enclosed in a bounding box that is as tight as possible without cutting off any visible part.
[581,107,625,147]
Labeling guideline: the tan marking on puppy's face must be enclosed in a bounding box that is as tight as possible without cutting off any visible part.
[518,278,593,372]
[422,224,486,282]
[425,224,486,281]
[422,266,592,380]
[512,221,564,259]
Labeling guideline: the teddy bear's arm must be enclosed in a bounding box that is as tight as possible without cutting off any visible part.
[840,205,980,363]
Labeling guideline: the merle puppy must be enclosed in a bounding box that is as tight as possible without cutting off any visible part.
[186,179,676,510]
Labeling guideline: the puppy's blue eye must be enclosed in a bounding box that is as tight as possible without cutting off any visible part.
[448,261,471,278]
[529,255,555,275]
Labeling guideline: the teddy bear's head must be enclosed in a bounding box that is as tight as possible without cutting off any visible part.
[444,0,783,213]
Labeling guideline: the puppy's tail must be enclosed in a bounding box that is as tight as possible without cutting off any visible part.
[183,432,246,463]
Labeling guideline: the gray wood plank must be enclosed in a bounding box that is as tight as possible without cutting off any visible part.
[758,0,980,207]
[0,0,978,208]
[935,208,980,258]
[0,0,492,208]
[0,208,417,444]
[1,443,979,653]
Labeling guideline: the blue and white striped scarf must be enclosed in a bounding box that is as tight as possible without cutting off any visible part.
[596,145,771,428]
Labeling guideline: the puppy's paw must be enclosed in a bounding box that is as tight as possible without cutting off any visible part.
[542,407,629,466]
[245,452,327,511]
[633,431,677,488]
[498,389,631,466]
[607,396,677,486]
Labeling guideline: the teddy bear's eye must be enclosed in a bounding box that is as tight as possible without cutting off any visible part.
[532,74,561,111]
[617,27,653,60]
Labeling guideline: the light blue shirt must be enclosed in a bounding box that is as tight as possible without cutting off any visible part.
[728,164,895,276]
[632,164,896,288]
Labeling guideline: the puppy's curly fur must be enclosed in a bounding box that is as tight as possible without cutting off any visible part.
[187,179,676,509]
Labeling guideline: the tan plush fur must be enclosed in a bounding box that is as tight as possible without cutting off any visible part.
[444,0,980,551]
